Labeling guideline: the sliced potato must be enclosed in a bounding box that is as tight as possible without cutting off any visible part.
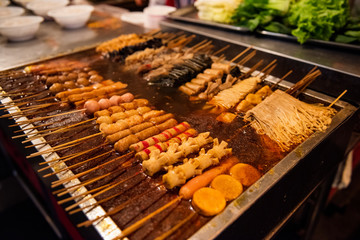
[211,174,243,201]
[230,163,261,187]
[192,187,226,216]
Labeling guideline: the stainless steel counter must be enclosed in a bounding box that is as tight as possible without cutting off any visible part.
[161,19,360,78]
[0,14,145,71]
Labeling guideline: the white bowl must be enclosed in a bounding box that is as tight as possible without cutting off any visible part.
[0,0,10,7]
[0,6,25,19]
[143,5,176,29]
[0,16,43,41]
[13,0,37,7]
[48,5,94,29]
[26,0,69,17]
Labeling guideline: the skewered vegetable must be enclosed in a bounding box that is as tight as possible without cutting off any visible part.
[192,187,226,216]
[210,174,243,201]
[230,163,261,187]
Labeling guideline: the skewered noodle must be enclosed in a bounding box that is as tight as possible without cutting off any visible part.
[208,76,261,109]
[244,90,336,151]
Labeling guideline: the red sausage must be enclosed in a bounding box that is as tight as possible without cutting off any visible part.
[98,98,112,110]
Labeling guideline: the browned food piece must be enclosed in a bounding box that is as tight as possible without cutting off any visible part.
[216,112,237,123]
[179,156,239,199]
[230,163,261,187]
[98,98,112,110]
[210,174,243,201]
[135,126,160,140]
[149,113,174,125]
[156,118,178,132]
[106,129,132,144]
[84,100,100,115]
[143,110,164,120]
[192,187,226,216]
[94,109,110,118]
[114,135,139,152]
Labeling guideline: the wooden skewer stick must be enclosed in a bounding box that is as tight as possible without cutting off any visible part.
[75,181,162,224]
[242,59,264,79]
[13,108,85,125]
[14,117,95,139]
[25,136,70,149]
[113,196,183,240]
[154,211,196,240]
[51,152,134,188]
[188,39,207,51]
[230,46,252,63]
[54,169,122,197]
[0,103,57,118]
[212,45,230,56]
[21,122,94,143]
[259,64,277,81]
[58,182,113,205]
[237,50,256,66]
[64,171,141,211]
[14,121,55,133]
[271,70,293,90]
[329,90,347,108]
[256,59,277,77]
[42,150,115,177]
[26,132,102,158]
[39,144,105,165]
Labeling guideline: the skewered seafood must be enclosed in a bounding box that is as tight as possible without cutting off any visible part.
[163,138,232,189]
[142,132,213,176]
[208,76,261,109]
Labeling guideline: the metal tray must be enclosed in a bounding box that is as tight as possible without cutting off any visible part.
[168,5,360,51]
[258,30,360,51]
[1,34,359,240]
[168,5,250,32]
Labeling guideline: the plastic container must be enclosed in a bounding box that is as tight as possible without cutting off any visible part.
[143,5,176,29]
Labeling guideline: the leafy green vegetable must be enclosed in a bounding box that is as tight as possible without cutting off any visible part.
[195,0,243,24]
[231,0,291,31]
[344,30,360,38]
[263,21,292,34]
[335,35,358,43]
[286,0,350,44]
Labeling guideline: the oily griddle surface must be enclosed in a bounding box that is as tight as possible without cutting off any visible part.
[0,50,287,240]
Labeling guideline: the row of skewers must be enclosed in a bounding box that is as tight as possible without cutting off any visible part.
[0,31,345,240]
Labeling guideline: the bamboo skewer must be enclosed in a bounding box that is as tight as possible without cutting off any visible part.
[51,151,134,188]
[42,150,115,177]
[154,212,196,240]
[38,144,105,165]
[58,182,114,205]
[25,136,71,149]
[76,182,162,225]
[230,46,252,63]
[26,132,102,158]
[212,45,230,56]
[237,50,256,66]
[9,108,84,127]
[271,70,293,90]
[54,169,123,197]
[21,122,93,144]
[64,171,141,211]
[328,90,347,108]
[113,196,182,240]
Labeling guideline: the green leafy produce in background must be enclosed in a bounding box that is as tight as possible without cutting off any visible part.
[229,0,360,44]
[286,0,350,44]
[231,0,291,31]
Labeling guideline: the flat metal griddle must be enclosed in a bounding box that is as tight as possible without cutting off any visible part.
[0,33,358,240]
